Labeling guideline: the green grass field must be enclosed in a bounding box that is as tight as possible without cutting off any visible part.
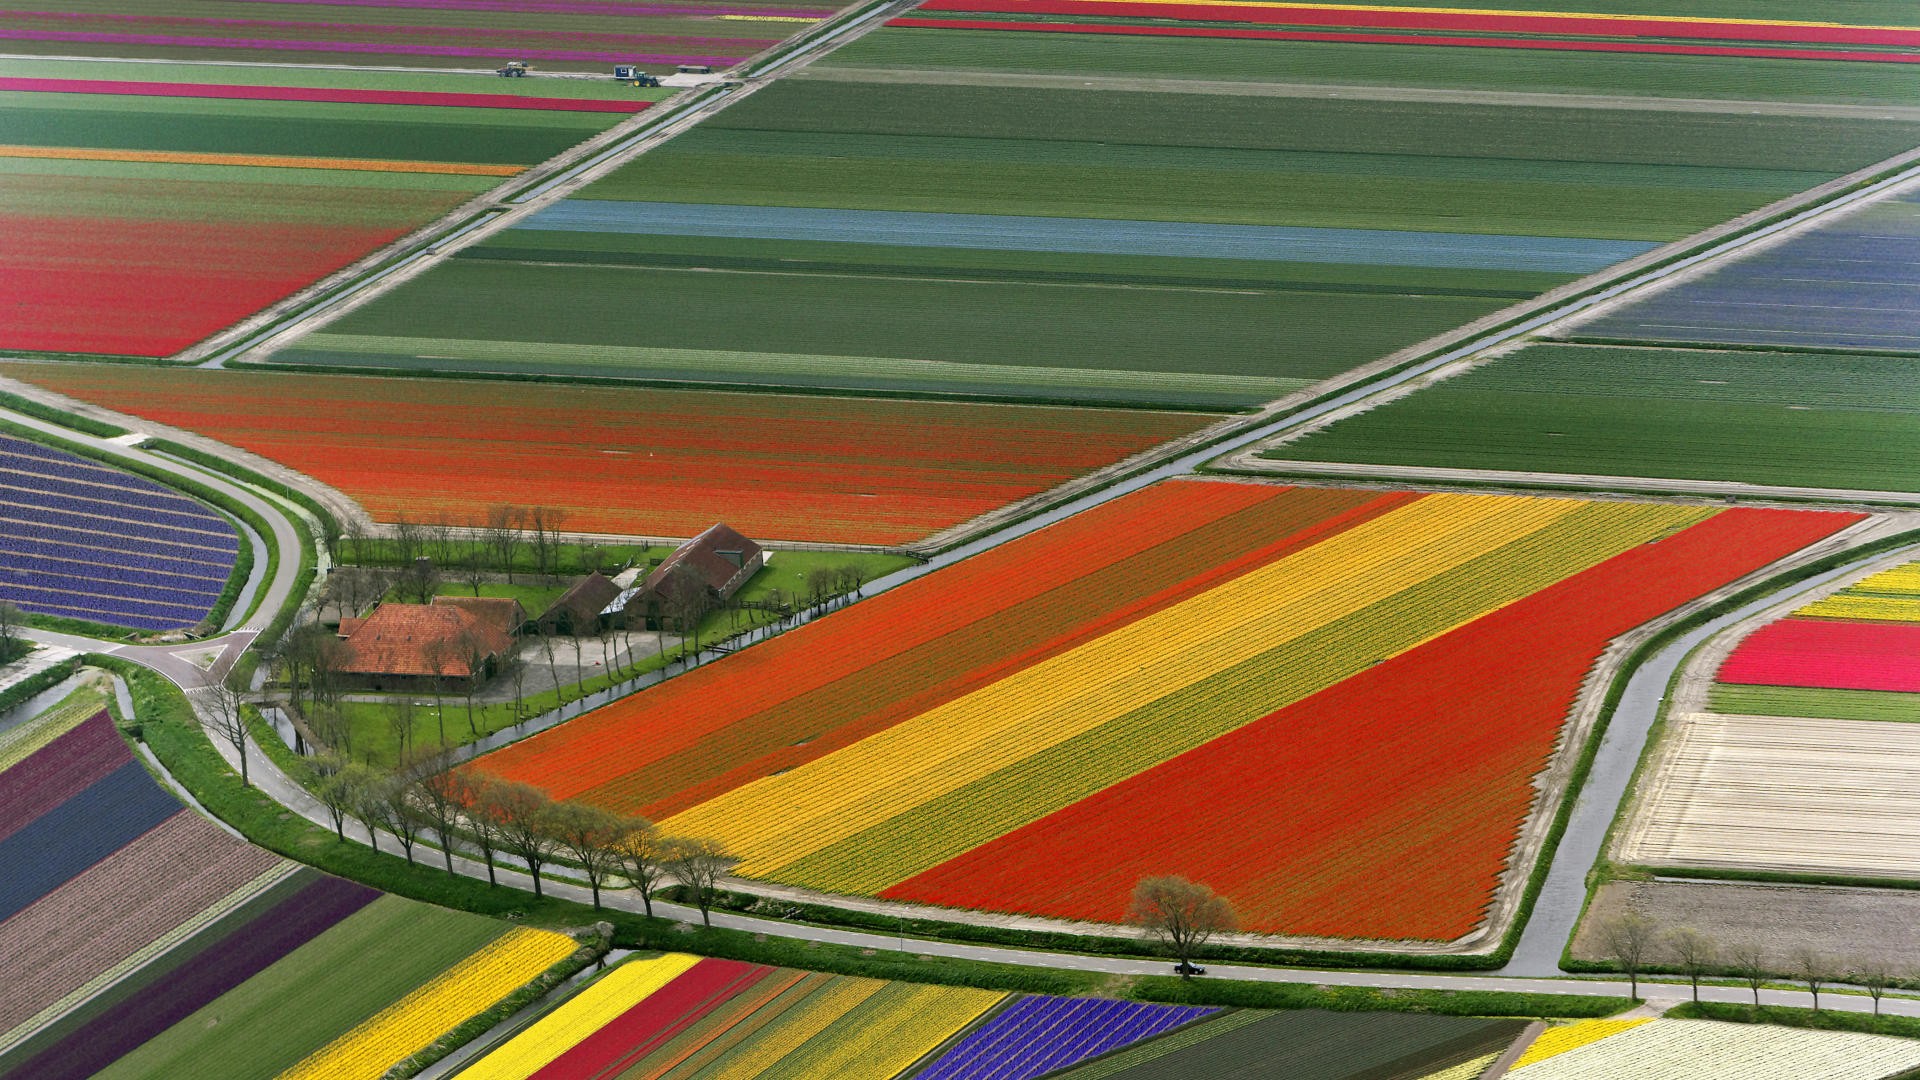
[1708,684,1920,724]
[819,31,1920,106]
[1264,343,1920,491]
[94,895,504,1080]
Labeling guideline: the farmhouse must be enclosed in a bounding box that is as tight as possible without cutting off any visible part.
[333,597,519,689]
[607,522,765,630]
[536,571,622,636]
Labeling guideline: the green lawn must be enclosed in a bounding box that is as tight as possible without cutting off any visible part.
[422,580,570,619]
[1264,343,1920,492]
[820,30,1920,107]
[94,896,505,1080]
[332,551,914,766]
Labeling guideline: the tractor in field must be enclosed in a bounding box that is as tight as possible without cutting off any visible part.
[613,65,662,86]
[497,60,529,77]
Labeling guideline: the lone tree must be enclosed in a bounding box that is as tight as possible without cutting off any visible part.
[0,600,19,660]
[549,801,630,910]
[1729,939,1770,1008]
[463,773,510,886]
[1666,927,1717,1004]
[1600,913,1659,1000]
[1128,876,1236,978]
[493,781,562,897]
[665,837,737,927]
[620,819,668,918]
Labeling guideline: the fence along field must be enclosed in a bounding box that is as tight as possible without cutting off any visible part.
[262,12,1920,408]
[5,363,1214,546]
[0,0,839,71]
[0,690,577,1079]
[469,479,1859,941]
[0,63,662,359]
[0,433,239,631]
[462,950,1524,1080]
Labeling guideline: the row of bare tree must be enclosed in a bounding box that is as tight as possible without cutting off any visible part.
[1600,913,1902,1013]
[338,505,587,582]
[305,749,738,924]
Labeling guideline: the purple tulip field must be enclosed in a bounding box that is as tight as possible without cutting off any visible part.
[915,996,1218,1080]
[0,434,239,630]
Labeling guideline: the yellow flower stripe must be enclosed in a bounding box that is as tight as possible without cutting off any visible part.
[1797,595,1920,624]
[665,493,1584,876]
[459,952,702,1080]
[0,698,95,773]
[1067,0,1916,32]
[700,977,886,1080]
[0,145,523,176]
[277,927,576,1080]
[1511,1018,1651,1068]
[760,982,1005,1080]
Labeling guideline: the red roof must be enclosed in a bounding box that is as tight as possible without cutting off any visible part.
[646,522,762,597]
[336,603,514,678]
[432,595,526,637]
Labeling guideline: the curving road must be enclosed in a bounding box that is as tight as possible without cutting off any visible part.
[4,408,310,689]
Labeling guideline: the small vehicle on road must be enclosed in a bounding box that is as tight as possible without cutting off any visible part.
[1173,962,1207,977]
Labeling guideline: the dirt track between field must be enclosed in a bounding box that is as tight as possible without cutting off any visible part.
[798,66,1920,120]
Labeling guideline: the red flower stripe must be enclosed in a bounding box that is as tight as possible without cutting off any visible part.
[913,0,1920,48]
[2,217,420,357]
[1718,616,1920,693]
[600,487,1415,821]
[530,959,771,1080]
[11,367,1213,545]
[0,76,653,112]
[885,507,1862,940]
[887,17,1920,62]
[474,480,1306,801]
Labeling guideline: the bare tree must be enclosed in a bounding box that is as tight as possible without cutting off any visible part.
[342,517,368,565]
[1729,939,1769,1008]
[307,754,357,839]
[493,781,562,897]
[665,836,737,927]
[463,773,509,886]
[203,669,252,788]
[502,650,529,724]
[456,628,489,737]
[392,513,422,566]
[1853,956,1896,1017]
[620,819,667,918]
[426,519,457,566]
[0,600,20,660]
[408,750,467,874]
[1666,928,1716,1004]
[550,801,630,909]
[387,694,417,760]
[1600,913,1659,1000]
[483,505,524,582]
[805,566,836,611]
[364,769,424,864]
[1128,876,1236,978]
[528,506,568,580]
[420,638,451,748]
[536,629,562,716]
[459,552,488,597]
[339,761,384,850]
[1792,946,1835,1011]
[399,558,440,605]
